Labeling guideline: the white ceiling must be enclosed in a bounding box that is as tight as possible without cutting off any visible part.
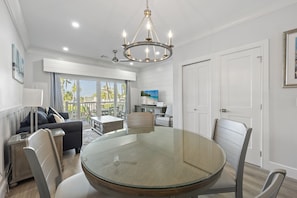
[17,0,297,67]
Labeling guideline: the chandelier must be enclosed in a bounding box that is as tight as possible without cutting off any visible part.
[122,0,173,63]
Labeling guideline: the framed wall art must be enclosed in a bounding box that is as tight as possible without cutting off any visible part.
[283,28,297,87]
[12,44,24,84]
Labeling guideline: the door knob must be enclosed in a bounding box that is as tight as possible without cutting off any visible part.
[220,108,228,112]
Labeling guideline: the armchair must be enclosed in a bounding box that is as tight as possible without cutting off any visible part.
[155,105,173,127]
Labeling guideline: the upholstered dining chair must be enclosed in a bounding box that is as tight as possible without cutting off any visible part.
[255,169,286,198]
[23,129,113,198]
[127,112,154,133]
[197,118,252,198]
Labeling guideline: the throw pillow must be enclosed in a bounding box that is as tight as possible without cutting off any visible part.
[48,106,65,122]
[20,114,30,127]
[47,113,56,123]
[38,107,47,113]
[36,111,49,125]
[48,106,60,115]
[20,110,48,127]
[53,114,64,123]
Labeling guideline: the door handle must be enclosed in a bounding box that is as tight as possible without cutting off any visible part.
[220,108,228,112]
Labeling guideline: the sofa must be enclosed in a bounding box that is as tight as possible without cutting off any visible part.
[17,107,82,153]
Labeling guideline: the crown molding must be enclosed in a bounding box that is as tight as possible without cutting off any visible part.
[4,0,29,49]
[177,1,297,48]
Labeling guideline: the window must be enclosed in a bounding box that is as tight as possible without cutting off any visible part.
[60,75,126,122]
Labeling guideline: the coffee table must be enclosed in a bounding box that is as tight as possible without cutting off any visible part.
[91,116,124,134]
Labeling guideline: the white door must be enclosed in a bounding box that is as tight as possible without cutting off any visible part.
[182,60,211,138]
[219,46,262,166]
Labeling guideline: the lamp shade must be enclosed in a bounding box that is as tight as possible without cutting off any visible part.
[23,88,43,107]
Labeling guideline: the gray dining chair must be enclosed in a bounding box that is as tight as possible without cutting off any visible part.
[255,169,286,198]
[197,118,252,198]
[23,128,113,198]
[127,112,154,133]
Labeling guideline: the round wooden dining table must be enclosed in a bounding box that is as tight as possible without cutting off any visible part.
[81,126,226,198]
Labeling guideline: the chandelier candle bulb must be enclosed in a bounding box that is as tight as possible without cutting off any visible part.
[168,30,173,46]
[146,47,149,58]
[122,30,127,45]
[146,22,151,30]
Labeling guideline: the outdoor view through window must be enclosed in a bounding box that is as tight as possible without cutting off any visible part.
[60,77,126,122]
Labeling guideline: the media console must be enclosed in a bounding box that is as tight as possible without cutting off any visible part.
[134,105,166,114]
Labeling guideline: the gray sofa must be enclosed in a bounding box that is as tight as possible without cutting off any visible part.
[17,109,82,153]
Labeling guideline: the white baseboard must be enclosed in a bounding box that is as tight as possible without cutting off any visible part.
[263,160,297,180]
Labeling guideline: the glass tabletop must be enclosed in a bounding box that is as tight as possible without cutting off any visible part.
[81,126,226,196]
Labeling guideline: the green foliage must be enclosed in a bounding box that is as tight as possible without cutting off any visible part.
[64,91,73,101]
[60,79,126,119]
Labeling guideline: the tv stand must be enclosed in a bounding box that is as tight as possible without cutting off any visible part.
[135,105,166,114]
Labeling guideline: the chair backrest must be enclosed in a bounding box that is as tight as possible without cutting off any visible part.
[23,129,62,198]
[213,119,252,190]
[127,112,154,133]
[255,169,286,198]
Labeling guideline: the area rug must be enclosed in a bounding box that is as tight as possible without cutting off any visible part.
[82,128,100,150]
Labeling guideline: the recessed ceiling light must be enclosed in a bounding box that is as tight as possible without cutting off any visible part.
[62,47,69,51]
[71,21,80,28]
[129,62,134,66]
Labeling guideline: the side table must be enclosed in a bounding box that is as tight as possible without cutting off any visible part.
[8,128,65,187]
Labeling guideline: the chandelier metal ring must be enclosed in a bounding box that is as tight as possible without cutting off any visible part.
[121,0,173,64]
[123,41,173,63]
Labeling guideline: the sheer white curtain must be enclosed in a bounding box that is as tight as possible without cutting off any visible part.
[50,73,64,112]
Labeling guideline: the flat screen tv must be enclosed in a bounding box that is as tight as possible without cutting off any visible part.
[141,90,159,105]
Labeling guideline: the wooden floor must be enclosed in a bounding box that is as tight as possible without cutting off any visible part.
[6,149,297,198]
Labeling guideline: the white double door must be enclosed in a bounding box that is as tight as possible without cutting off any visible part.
[183,60,212,139]
[182,45,263,166]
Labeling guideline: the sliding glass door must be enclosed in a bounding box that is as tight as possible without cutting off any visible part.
[100,81,126,118]
[100,81,114,116]
[116,82,126,118]
[60,75,126,122]
[80,79,97,121]
[61,78,79,119]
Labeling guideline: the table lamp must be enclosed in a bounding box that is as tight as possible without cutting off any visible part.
[22,88,44,133]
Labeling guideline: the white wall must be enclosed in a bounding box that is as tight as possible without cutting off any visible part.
[24,49,139,108]
[0,0,25,197]
[172,4,297,178]
[0,2,24,111]
[137,63,174,106]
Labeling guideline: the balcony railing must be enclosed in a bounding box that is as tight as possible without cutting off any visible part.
[65,101,125,121]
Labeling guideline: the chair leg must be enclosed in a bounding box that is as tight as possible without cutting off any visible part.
[75,147,81,154]
[236,191,243,198]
